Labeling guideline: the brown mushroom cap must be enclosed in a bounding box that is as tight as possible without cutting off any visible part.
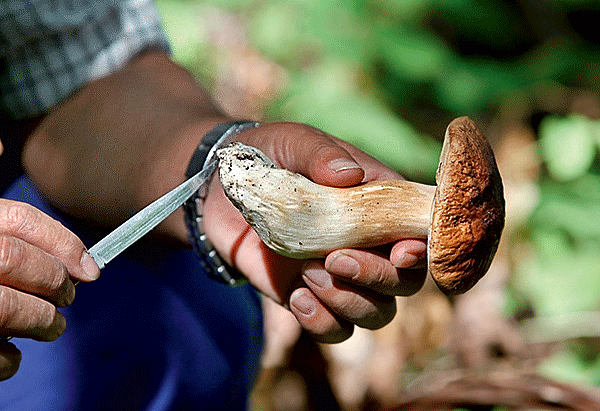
[428,117,505,295]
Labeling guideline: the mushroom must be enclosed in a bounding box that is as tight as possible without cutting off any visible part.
[217,117,505,295]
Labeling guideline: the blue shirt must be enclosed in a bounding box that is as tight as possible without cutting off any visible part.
[0,176,264,410]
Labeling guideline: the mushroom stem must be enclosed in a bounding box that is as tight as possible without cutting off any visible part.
[217,117,505,295]
[217,142,436,259]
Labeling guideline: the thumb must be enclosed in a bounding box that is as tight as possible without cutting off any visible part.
[237,122,365,187]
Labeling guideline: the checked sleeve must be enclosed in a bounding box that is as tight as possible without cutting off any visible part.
[0,0,171,120]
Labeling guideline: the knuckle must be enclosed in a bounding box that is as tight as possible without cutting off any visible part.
[0,200,83,265]
[0,286,64,341]
[335,290,396,330]
[0,287,19,329]
[359,300,396,330]
[27,302,63,342]
[357,259,398,292]
[372,260,394,287]
[0,201,36,235]
[43,262,69,295]
[37,306,59,333]
[49,224,82,257]
[344,298,379,327]
[0,236,23,278]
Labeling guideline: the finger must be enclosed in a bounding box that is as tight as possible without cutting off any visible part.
[0,342,21,381]
[390,239,427,269]
[0,200,100,282]
[238,122,365,187]
[0,286,67,341]
[302,261,397,330]
[325,248,427,296]
[331,138,405,182]
[289,288,354,343]
[0,235,76,307]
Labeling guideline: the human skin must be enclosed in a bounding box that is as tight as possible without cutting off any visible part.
[2,51,427,377]
[0,199,101,380]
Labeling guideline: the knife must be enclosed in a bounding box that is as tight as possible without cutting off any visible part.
[90,121,258,267]
[89,160,217,269]
[0,160,218,343]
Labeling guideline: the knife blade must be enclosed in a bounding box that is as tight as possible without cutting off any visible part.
[90,121,253,267]
[89,160,217,269]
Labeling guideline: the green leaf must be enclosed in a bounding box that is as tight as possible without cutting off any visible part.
[513,230,600,316]
[377,26,453,82]
[554,0,600,6]
[435,0,532,46]
[369,0,433,21]
[435,58,525,115]
[570,174,600,202]
[539,349,592,386]
[154,0,206,67]
[435,66,488,114]
[249,3,305,64]
[538,115,598,182]
[520,38,581,84]
[306,1,375,64]
[532,197,600,239]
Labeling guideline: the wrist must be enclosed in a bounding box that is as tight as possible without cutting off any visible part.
[142,118,230,243]
[183,121,260,285]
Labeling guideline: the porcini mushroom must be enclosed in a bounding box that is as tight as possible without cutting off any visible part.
[217,117,505,294]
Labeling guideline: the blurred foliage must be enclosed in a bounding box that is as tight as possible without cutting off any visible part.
[539,115,600,182]
[516,115,600,318]
[155,0,600,400]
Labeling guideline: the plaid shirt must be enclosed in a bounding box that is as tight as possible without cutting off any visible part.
[0,0,170,120]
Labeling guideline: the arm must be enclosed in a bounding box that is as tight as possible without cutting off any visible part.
[22,51,427,342]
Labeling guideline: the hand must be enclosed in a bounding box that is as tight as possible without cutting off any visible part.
[0,200,100,380]
[20,52,425,343]
[203,122,427,343]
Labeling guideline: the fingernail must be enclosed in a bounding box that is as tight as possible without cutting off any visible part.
[80,251,101,281]
[290,290,315,316]
[327,158,363,173]
[325,252,360,277]
[393,251,420,268]
[303,262,332,288]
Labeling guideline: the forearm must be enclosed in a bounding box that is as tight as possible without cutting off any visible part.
[22,51,230,242]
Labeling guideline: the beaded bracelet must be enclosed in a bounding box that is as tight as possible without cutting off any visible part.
[183,121,260,286]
